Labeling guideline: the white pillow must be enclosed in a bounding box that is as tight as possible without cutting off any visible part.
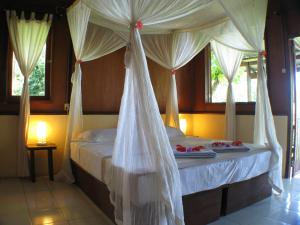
[165,126,184,138]
[76,128,117,143]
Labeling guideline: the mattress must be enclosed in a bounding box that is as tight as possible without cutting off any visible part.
[70,135,272,196]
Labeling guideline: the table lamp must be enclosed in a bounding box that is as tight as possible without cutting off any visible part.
[36,121,47,145]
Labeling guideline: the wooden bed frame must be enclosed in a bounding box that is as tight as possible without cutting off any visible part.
[71,160,272,225]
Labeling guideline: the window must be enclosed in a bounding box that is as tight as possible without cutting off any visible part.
[11,44,47,96]
[208,48,259,103]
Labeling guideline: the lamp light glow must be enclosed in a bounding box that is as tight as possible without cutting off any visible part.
[36,121,47,145]
[179,118,187,134]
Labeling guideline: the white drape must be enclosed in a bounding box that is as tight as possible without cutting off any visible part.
[219,0,283,193]
[165,74,180,128]
[83,0,214,33]
[202,20,255,52]
[6,11,52,177]
[143,31,210,128]
[211,41,243,140]
[110,26,184,225]
[64,0,277,224]
[56,1,126,183]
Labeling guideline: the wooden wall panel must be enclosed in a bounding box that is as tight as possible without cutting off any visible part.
[147,58,170,112]
[265,0,290,116]
[81,48,195,114]
[283,0,300,39]
[81,49,125,114]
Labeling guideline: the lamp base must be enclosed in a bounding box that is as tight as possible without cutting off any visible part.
[36,142,47,146]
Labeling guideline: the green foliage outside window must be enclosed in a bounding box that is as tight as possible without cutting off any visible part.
[12,45,46,96]
[210,50,257,103]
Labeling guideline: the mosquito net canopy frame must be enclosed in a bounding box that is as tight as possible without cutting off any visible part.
[56,0,283,224]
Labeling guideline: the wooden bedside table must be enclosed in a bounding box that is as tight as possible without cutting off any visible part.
[26,143,57,182]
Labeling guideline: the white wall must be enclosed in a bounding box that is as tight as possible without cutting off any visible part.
[0,114,289,177]
[192,114,288,175]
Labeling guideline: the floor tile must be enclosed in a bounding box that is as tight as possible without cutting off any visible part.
[61,205,102,220]
[1,177,300,225]
[207,218,239,225]
[30,208,66,225]
[269,208,300,225]
[26,190,58,211]
[41,221,69,225]
[68,216,113,225]
[0,178,23,194]
[0,212,32,225]
[22,179,50,193]
[47,181,77,191]
[239,215,291,225]
[225,201,281,224]
[52,189,92,208]
[0,193,28,215]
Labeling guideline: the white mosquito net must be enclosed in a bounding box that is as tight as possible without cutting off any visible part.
[57,0,284,224]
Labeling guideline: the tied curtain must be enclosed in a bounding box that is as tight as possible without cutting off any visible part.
[80,0,220,224]
[143,32,210,128]
[211,41,243,140]
[110,26,184,225]
[64,0,283,224]
[6,11,52,177]
[56,1,126,183]
[220,0,283,192]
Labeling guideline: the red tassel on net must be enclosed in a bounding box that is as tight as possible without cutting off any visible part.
[171,69,176,75]
[135,20,143,30]
[76,59,82,64]
[259,51,267,58]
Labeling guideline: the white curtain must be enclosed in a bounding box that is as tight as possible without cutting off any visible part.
[110,26,184,225]
[64,0,276,224]
[77,1,223,224]
[219,0,283,193]
[82,0,214,33]
[202,19,255,52]
[211,41,243,140]
[56,1,126,183]
[165,74,180,128]
[6,11,52,177]
[143,31,210,128]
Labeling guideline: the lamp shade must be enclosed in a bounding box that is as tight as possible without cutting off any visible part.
[179,118,187,134]
[36,121,47,145]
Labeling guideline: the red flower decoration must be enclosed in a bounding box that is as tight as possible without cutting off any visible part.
[135,20,143,30]
[212,142,226,147]
[259,51,267,58]
[232,140,243,146]
[176,144,206,152]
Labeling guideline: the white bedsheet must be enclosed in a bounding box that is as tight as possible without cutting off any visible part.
[71,136,271,196]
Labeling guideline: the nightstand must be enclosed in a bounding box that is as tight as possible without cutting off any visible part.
[26,143,57,182]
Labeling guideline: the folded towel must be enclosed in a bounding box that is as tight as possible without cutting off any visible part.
[174,145,216,158]
[210,141,250,153]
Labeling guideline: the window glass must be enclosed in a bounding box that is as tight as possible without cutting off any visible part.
[11,44,46,96]
[209,50,258,103]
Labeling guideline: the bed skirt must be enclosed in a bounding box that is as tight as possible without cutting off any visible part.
[71,160,271,225]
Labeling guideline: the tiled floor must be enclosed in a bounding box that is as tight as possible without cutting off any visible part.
[208,178,300,225]
[1,178,300,225]
[0,178,114,225]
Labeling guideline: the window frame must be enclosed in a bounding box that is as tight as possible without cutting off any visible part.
[206,44,258,104]
[5,28,53,102]
[201,44,256,115]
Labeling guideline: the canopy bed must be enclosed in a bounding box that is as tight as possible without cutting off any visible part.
[70,127,272,225]
[54,0,284,225]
